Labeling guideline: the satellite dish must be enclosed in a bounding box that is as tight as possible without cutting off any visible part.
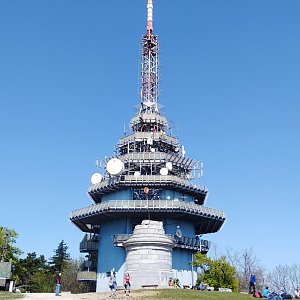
[91,173,102,184]
[160,167,168,176]
[134,171,140,177]
[174,147,179,153]
[106,158,124,176]
[175,226,182,238]
[166,162,173,171]
[150,148,155,152]
[147,138,153,145]
[167,196,171,200]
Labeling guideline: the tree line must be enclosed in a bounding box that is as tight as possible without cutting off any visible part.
[1,226,299,294]
[0,227,87,293]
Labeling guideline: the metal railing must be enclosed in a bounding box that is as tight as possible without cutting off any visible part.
[79,234,99,252]
[88,174,207,193]
[112,234,210,253]
[70,199,225,220]
[79,241,98,253]
[118,131,178,147]
[77,271,97,281]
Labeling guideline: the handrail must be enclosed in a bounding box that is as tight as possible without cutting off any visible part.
[88,174,207,193]
[70,199,225,220]
[112,234,211,252]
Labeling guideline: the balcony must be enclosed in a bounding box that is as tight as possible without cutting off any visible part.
[77,271,97,281]
[169,235,211,254]
[112,234,210,254]
[79,234,99,253]
[70,199,225,234]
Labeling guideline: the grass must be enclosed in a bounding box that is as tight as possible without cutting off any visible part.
[0,291,24,299]
[0,289,253,300]
[143,289,252,300]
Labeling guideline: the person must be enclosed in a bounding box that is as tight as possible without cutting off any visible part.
[249,273,256,294]
[262,287,269,298]
[295,288,300,299]
[253,291,262,298]
[124,273,131,296]
[281,291,293,299]
[55,272,62,296]
[109,271,117,298]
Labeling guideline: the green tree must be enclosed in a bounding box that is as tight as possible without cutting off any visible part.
[193,253,239,292]
[30,269,54,293]
[0,226,22,263]
[49,240,70,273]
[14,252,51,289]
[62,258,89,294]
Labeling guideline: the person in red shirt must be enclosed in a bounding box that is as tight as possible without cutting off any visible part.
[55,272,62,296]
[124,273,131,296]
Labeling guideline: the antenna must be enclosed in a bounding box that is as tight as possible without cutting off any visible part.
[140,0,159,114]
[200,160,204,178]
[147,0,153,34]
[95,158,101,169]
[123,123,126,136]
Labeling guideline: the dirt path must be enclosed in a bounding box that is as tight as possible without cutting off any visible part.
[23,290,158,300]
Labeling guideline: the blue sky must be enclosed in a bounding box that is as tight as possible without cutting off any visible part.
[0,0,299,271]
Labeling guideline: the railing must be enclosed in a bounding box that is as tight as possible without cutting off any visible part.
[112,234,211,253]
[77,271,97,281]
[169,235,211,253]
[118,131,178,146]
[70,199,225,221]
[80,241,98,253]
[79,234,99,252]
[88,175,207,194]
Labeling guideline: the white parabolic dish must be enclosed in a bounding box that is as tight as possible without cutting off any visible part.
[106,158,124,176]
[166,162,172,170]
[160,167,168,176]
[91,173,102,184]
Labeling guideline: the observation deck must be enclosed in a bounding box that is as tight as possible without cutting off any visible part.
[113,234,211,254]
[70,199,225,234]
[88,175,208,204]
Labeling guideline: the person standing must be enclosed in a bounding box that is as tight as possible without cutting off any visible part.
[55,272,62,296]
[249,273,256,294]
[124,273,131,296]
[109,271,117,298]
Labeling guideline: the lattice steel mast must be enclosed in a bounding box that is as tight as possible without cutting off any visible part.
[140,0,159,114]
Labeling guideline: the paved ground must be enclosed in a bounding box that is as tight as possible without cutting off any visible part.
[23,290,158,300]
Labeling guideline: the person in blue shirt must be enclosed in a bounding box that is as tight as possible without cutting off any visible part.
[262,287,269,298]
[249,273,256,294]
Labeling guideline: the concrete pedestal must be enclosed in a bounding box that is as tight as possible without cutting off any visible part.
[123,220,174,288]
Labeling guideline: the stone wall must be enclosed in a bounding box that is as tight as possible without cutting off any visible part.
[123,220,174,288]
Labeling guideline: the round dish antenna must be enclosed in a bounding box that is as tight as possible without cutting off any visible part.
[106,158,124,176]
[160,167,168,176]
[91,173,102,184]
[166,162,172,171]
[175,225,182,238]
[134,171,141,177]
[147,137,153,145]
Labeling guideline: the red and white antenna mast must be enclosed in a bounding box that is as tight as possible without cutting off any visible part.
[140,0,159,114]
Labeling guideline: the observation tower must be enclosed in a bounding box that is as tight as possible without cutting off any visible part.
[70,0,225,292]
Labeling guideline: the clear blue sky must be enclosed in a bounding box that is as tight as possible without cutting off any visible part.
[1,0,299,271]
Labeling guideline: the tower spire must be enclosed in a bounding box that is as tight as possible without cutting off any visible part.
[140,0,159,114]
[147,0,153,34]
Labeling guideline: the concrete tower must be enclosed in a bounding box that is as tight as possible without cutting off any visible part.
[70,0,226,292]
